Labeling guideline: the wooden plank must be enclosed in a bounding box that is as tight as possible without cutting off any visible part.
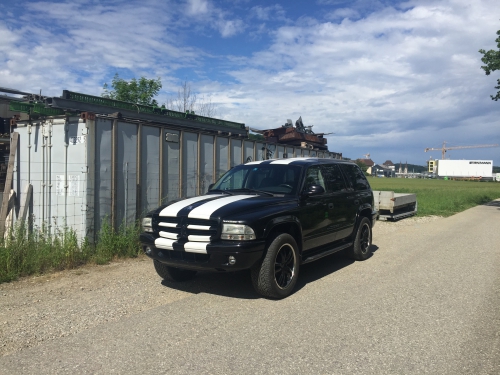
[0,132,18,237]
[19,183,33,225]
[4,189,16,238]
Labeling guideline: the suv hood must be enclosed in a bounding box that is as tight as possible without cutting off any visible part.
[156,193,295,221]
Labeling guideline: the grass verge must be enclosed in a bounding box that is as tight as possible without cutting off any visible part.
[0,219,141,283]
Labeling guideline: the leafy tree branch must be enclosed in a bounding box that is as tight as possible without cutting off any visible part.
[479,29,500,101]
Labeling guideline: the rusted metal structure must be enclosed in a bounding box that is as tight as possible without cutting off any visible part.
[251,116,331,151]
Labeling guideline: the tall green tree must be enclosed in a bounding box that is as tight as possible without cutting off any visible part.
[102,73,162,106]
[479,29,500,101]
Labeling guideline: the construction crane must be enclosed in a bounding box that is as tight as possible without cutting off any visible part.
[424,141,499,160]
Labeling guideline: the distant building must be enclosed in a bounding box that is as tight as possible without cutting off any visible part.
[370,164,395,177]
[382,160,395,170]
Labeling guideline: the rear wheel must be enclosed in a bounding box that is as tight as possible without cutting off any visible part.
[347,217,372,261]
[251,233,300,299]
[153,260,197,282]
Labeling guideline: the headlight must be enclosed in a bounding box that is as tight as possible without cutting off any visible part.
[142,217,153,232]
[221,224,256,240]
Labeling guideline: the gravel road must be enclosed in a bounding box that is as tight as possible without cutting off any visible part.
[0,204,498,374]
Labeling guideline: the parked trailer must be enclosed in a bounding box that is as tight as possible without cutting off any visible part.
[372,190,417,221]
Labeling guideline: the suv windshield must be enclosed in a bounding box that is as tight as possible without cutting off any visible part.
[210,164,302,195]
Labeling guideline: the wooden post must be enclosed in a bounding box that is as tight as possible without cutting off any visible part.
[19,183,33,225]
[0,132,19,237]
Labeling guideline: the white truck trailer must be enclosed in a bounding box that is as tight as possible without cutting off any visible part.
[435,160,493,178]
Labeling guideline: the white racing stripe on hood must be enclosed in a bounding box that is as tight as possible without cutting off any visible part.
[188,195,255,219]
[159,195,221,217]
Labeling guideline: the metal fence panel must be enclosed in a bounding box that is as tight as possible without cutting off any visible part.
[216,137,228,179]
[182,132,198,198]
[51,117,87,238]
[140,126,160,216]
[244,141,254,163]
[256,142,266,160]
[230,139,242,168]
[163,129,180,203]
[199,134,214,194]
[95,118,112,232]
[116,121,137,227]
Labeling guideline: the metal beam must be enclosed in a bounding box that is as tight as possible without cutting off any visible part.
[46,97,248,137]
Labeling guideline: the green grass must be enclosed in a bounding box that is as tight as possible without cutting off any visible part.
[0,219,142,283]
[368,178,500,217]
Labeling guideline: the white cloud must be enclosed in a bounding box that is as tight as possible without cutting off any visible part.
[0,0,498,164]
[212,0,500,163]
[217,19,245,38]
[325,7,360,21]
[186,0,210,15]
[250,5,286,21]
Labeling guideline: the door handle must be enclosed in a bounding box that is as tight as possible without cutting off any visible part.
[328,203,334,209]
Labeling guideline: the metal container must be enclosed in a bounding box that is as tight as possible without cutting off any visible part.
[13,115,342,241]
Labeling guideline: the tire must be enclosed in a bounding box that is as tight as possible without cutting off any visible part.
[347,217,372,261]
[251,233,300,299]
[153,260,197,282]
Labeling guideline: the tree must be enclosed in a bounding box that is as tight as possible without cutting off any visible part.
[102,73,162,106]
[479,29,500,101]
[355,160,369,175]
[165,81,219,117]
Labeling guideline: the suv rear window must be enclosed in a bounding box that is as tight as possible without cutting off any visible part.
[339,164,370,191]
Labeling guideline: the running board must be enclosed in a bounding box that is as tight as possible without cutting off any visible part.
[301,242,353,264]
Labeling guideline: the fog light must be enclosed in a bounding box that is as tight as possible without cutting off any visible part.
[228,256,236,265]
[144,246,152,255]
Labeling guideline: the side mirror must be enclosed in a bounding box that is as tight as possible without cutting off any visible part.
[207,183,215,192]
[301,184,325,198]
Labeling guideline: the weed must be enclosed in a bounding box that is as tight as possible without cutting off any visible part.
[0,219,141,283]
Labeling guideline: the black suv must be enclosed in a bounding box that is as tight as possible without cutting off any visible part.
[140,158,377,299]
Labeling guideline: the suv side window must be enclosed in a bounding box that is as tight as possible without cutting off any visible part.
[339,164,370,191]
[320,164,348,193]
[304,165,326,190]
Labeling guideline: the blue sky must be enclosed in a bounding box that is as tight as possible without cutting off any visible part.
[1,0,499,165]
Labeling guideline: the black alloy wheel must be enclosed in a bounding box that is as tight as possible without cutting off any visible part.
[347,216,373,261]
[251,233,300,299]
[274,244,296,289]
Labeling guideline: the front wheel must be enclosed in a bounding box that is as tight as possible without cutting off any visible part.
[251,233,300,299]
[347,217,373,261]
[153,260,197,282]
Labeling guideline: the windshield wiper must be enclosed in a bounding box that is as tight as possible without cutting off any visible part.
[232,188,275,197]
[207,189,234,195]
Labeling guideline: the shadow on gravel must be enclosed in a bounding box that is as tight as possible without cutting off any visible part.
[160,244,380,300]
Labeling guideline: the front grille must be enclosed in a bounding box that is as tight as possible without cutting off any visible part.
[155,216,219,241]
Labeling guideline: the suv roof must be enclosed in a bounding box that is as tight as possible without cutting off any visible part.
[245,157,354,166]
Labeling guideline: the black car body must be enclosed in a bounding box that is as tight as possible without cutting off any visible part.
[141,157,377,298]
